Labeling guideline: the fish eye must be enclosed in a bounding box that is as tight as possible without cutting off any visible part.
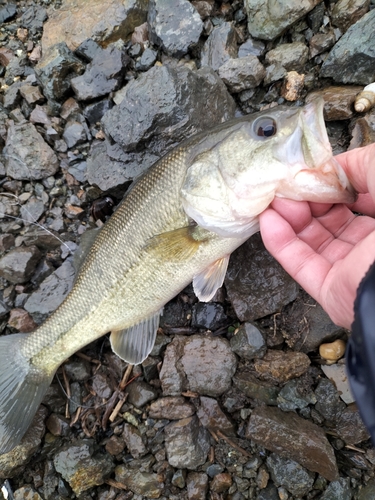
[253,117,277,139]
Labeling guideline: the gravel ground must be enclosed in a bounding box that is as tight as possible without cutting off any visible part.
[0,0,375,499]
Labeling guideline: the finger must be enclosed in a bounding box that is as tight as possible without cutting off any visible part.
[348,193,375,217]
[269,198,313,233]
[336,143,375,199]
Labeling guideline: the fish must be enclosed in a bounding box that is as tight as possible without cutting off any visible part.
[0,99,356,454]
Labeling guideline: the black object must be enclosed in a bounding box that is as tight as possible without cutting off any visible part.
[346,260,375,444]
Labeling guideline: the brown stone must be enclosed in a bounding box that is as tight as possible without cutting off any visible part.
[253,350,310,384]
[196,396,235,437]
[210,472,232,493]
[17,28,28,43]
[105,435,126,455]
[246,406,339,481]
[281,71,305,101]
[349,110,375,149]
[0,47,14,66]
[8,308,37,332]
[332,0,370,32]
[19,85,45,105]
[306,86,363,120]
[149,396,195,420]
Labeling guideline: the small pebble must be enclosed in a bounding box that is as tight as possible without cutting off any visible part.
[319,339,346,362]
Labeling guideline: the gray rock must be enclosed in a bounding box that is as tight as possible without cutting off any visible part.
[159,336,186,396]
[314,378,346,423]
[321,9,375,84]
[71,43,129,101]
[63,359,91,381]
[63,120,87,148]
[115,464,164,498]
[135,47,158,71]
[233,372,279,405]
[24,259,75,323]
[20,197,45,223]
[3,82,22,109]
[13,487,43,500]
[0,3,16,24]
[246,406,339,481]
[149,396,195,420]
[171,468,186,488]
[21,5,47,33]
[186,472,208,499]
[321,477,352,500]
[0,234,15,253]
[332,0,370,32]
[35,42,85,106]
[336,404,370,445]
[309,30,336,58]
[358,478,375,500]
[126,380,158,407]
[122,423,147,459]
[197,396,235,436]
[5,121,59,180]
[245,0,321,40]
[148,0,203,57]
[102,64,236,156]
[217,55,265,93]
[83,99,113,125]
[238,38,265,58]
[266,454,315,497]
[230,322,266,360]
[201,22,238,71]
[191,302,227,330]
[225,234,299,321]
[53,440,114,496]
[265,42,309,71]
[164,415,210,469]
[0,245,41,284]
[277,379,316,411]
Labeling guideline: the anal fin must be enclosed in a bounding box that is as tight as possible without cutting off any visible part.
[193,255,230,302]
[109,309,162,365]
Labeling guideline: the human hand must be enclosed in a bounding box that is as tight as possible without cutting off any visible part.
[259,143,375,329]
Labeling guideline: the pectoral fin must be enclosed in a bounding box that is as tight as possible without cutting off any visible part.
[109,309,162,365]
[193,255,230,302]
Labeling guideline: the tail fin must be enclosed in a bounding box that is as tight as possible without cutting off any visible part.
[0,333,53,454]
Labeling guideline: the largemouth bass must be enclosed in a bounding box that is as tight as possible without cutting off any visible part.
[0,99,355,454]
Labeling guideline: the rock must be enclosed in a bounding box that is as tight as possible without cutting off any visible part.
[5,121,59,180]
[24,260,75,323]
[225,234,299,322]
[319,339,346,362]
[71,43,129,101]
[0,234,15,252]
[238,38,265,58]
[20,5,47,34]
[314,378,346,422]
[201,22,237,71]
[64,359,91,381]
[42,0,149,52]
[281,71,305,101]
[358,477,375,500]
[35,42,85,107]
[46,413,71,437]
[277,378,316,411]
[349,110,375,149]
[265,42,309,71]
[309,30,336,58]
[102,64,236,156]
[19,85,44,105]
[233,372,279,405]
[126,380,159,407]
[230,322,266,360]
[20,197,45,223]
[244,0,321,41]
[115,464,163,498]
[135,47,158,71]
[0,245,41,284]
[63,120,87,148]
[122,423,147,458]
[105,435,125,455]
[217,55,265,93]
[254,350,311,384]
[321,477,352,500]
[321,363,354,404]
[8,308,37,332]
[148,0,203,57]
[29,104,52,125]
[336,404,370,444]
[246,406,339,481]
[320,9,375,84]
[171,469,186,488]
[306,86,362,120]
[13,487,43,500]
[186,471,208,500]
[197,396,235,436]
[332,0,370,32]
[191,302,227,330]
[0,406,48,479]
[83,99,113,125]
[164,415,210,469]
[210,472,232,493]
[148,396,195,420]
[266,454,314,497]
[0,3,17,24]
[92,372,112,399]
[53,440,115,496]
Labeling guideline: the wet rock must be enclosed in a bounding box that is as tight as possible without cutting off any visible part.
[92,372,112,398]
[24,260,75,323]
[71,43,129,101]
[148,0,203,57]
[126,380,158,407]
[225,234,299,321]
[115,464,163,498]
[0,406,48,479]
[332,0,370,32]
[8,308,37,332]
[46,413,71,437]
[53,440,115,496]
[210,472,232,493]
[230,322,266,360]
[35,42,85,107]
[148,396,195,420]
[238,38,265,58]
[186,471,208,500]
[5,121,59,180]
[321,9,375,84]
[277,378,316,411]
[246,406,339,481]
[245,0,321,41]
[266,454,314,497]
[233,372,279,405]
[102,64,236,156]
[265,42,309,72]
[217,55,265,93]
[254,350,310,384]
[0,245,41,284]
[122,423,147,458]
[336,404,370,444]
[315,378,346,422]
[200,22,238,70]
[20,197,45,223]
[191,302,227,330]
[321,477,352,500]
[164,415,210,469]
[42,0,148,52]
[309,30,336,58]
[306,86,362,120]
[197,396,235,436]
